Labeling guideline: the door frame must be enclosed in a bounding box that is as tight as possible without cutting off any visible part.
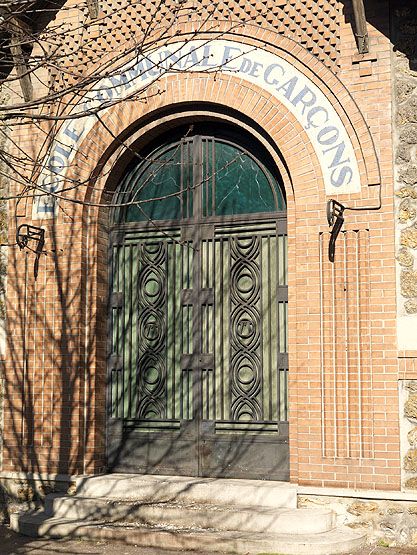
[106,128,289,479]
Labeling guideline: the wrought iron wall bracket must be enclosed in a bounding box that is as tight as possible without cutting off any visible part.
[16,224,45,279]
[327,200,345,263]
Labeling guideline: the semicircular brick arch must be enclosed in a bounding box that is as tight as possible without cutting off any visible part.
[45,25,380,221]
[75,72,321,209]
[53,19,379,192]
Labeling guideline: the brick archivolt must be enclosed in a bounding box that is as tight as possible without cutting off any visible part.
[57,29,381,213]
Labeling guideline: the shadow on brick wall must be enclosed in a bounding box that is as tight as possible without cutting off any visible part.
[340,0,417,73]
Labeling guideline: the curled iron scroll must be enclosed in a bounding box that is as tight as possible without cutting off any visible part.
[16,224,45,279]
[326,200,345,263]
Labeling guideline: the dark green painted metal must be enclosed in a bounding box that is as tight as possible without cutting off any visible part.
[108,134,288,480]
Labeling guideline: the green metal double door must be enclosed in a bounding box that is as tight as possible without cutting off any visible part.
[108,137,289,480]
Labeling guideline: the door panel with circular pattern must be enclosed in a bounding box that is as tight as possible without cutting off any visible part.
[107,133,288,479]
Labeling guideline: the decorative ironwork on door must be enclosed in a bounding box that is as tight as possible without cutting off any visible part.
[108,132,289,480]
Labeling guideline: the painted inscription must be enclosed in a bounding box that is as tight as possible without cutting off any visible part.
[34,40,361,218]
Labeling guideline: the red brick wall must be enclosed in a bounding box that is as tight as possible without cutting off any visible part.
[2,1,400,490]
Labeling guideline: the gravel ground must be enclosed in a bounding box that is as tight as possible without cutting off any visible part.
[1,525,417,555]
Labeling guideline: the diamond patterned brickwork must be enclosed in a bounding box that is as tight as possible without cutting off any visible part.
[50,0,342,90]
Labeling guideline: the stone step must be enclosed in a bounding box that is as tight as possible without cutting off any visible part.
[74,473,297,509]
[10,510,366,555]
[45,494,336,535]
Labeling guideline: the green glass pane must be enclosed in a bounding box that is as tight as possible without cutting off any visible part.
[213,142,284,216]
[115,136,285,223]
[123,144,185,222]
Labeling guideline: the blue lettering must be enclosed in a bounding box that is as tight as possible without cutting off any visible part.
[182,48,199,68]
[276,77,298,100]
[291,86,316,116]
[221,45,242,70]
[41,174,54,189]
[331,166,353,187]
[94,87,113,102]
[201,45,216,67]
[264,63,285,86]
[54,144,72,159]
[48,155,66,173]
[158,50,180,69]
[317,126,339,145]
[239,58,252,73]
[248,61,263,78]
[141,58,161,79]
[109,73,131,92]
[37,202,55,214]
[125,60,147,81]
[63,125,84,143]
[305,106,329,130]
[79,99,92,116]
[323,142,350,169]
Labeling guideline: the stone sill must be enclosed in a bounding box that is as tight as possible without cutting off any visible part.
[351,52,378,64]
[298,485,417,502]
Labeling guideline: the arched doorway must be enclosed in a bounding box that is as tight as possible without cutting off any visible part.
[107,123,288,480]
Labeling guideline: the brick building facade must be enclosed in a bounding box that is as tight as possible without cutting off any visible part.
[1,0,416,498]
